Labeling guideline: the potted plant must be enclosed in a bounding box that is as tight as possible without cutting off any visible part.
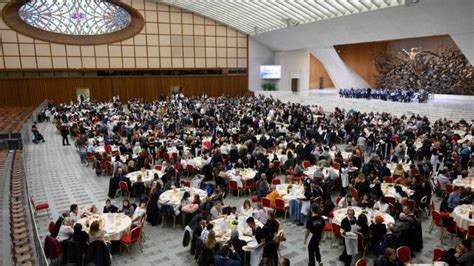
[262,83,277,91]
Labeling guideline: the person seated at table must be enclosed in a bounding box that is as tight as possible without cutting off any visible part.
[201,223,214,242]
[391,163,404,177]
[191,216,206,255]
[338,193,355,208]
[234,159,245,169]
[392,186,408,202]
[370,181,384,201]
[227,229,247,255]
[214,244,242,266]
[254,203,269,224]
[103,199,118,213]
[131,174,146,198]
[440,239,474,266]
[256,176,270,199]
[435,167,451,191]
[210,200,224,219]
[69,204,82,222]
[131,200,147,227]
[208,187,224,203]
[200,230,220,265]
[120,199,135,217]
[460,187,473,204]
[373,197,390,213]
[369,215,387,252]
[191,174,203,189]
[240,200,253,217]
[354,173,370,197]
[266,189,282,209]
[73,223,89,256]
[88,220,106,243]
[151,182,164,199]
[358,193,374,208]
[56,217,74,242]
[375,247,403,266]
[82,205,98,217]
[447,186,468,212]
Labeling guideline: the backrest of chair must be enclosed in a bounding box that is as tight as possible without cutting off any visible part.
[273,160,281,169]
[332,162,340,170]
[446,184,453,194]
[335,196,342,205]
[351,187,359,200]
[229,180,238,189]
[155,165,162,171]
[48,221,56,235]
[303,160,311,168]
[355,258,366,266]
[272,178,281,185]
[433,248,445,262]
[119,181,128,191]
[182,181,191,187]
[332,223,342,238]
[274,198,284,209]
[383,176,393,183]
[469,225,474,237]
[432,210,442,224]
[386,196,396,205]
[187,164,193,172]
[396,246,411,262]
[245,179,254,187]
[314,197,322,205]
[130,226,142,241]
[261,197,271,208]
[406,199,416,211]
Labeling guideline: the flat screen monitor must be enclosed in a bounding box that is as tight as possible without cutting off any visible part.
[260,65,281,79]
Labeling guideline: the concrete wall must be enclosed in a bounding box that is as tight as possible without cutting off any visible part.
[274,49,309,93]
[248,38,275,91]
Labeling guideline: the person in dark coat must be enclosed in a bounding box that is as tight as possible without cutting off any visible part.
[73,223,89,256]
[52,211,68,238]
[85,240,112,266]
[61,124,70,145]
[369,215,387,252]
[103,199,118,213]
[146,193,160,226]
[61,240,82,265]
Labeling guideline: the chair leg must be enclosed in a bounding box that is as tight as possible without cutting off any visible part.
[127,245,131,259]
[429,221,434,233]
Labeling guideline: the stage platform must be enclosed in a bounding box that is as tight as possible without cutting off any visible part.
[257,89,474,121]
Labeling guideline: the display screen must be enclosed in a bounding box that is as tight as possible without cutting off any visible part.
[260,65,281,79]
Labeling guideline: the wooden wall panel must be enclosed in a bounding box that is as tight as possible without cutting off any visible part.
[309,54,334,89]
[334,41,388,87]
[0,75,248,106]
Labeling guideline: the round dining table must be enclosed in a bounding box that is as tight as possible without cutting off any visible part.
[275,184,305,205]
[378,182,415,199]
[158,187,207,209]
[332,207,395,226]
[452,177,474,190]
[95,145,119,154]
[126,169,164,185]
[227,168,257,188]
[76,213,132,242]
[450,204,474,230]
[211,214,263,243]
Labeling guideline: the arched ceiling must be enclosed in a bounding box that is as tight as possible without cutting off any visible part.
[157,0,404,35]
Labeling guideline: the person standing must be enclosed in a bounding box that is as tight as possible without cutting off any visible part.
[304,204,325,266]
[61,123,70,146]
[339,208,358,266]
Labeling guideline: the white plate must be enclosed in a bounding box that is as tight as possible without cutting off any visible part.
[241,236,252,242]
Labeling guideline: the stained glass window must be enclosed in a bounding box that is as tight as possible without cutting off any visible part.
[18,0,132,36]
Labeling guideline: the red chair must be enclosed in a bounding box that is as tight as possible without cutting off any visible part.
[163,152,170,162]
[112,150,120,157]
[331,223,343,247]
[271,178,281,186]
[181,181,191,188]
[467,225,474,240]
[86,152,96,161]
[251,194,260,203]
[429,210,443,234]
[261,197,272,209]
[48,221,56,235]
[174,162,182,171]
[274,220,280,232]
[406,199,416,212]
[171,152,178,162]
[441,219,458,241]
[291,175,302,184]
[433,248,445,262]
[331,162,340,170]
[385,196,396,205]
[104,161,113,175]
[355,258,366,266]
[274,198,288,219]
[446,184,454,195]
[186,164,194,176]
[357,232,367,257]
[243,179,254,195]
[154,165,162,171]
[119,181,130,198]
[303,160,311,169]
[383,176,393,183]
[228,180,240,197]
[323,219,332,239]
[273,160,281,172]
[396,246,411,263]
[120,227,143,258]
[351,187,359,201]
[335,196,342,206]
[30,196,49,217]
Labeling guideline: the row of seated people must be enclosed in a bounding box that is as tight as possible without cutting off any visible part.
[339,88,430,103]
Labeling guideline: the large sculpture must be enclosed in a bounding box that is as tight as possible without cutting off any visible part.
[375,48,473,95]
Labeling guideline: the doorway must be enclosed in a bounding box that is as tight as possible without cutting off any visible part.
[319,77,324,90]
[291,78,298,93]
[76,88,90,102]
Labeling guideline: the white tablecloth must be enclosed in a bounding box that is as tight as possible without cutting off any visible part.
[227,168,257,188]
[159,187,207,209]
[181,157,208,170]
[126,169,164,185]
[275,184,305,205]
[450,204,474,230]
[304,166,339,179]
[95,145,119,154]
[77,213,131,242]
[378,183,414,199]
[332,207,395,226]
[211,214,263,243]
[453,177,474,190]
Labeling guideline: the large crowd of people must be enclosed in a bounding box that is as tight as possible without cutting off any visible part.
[339,88,431,103]
[39,93,473,265]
